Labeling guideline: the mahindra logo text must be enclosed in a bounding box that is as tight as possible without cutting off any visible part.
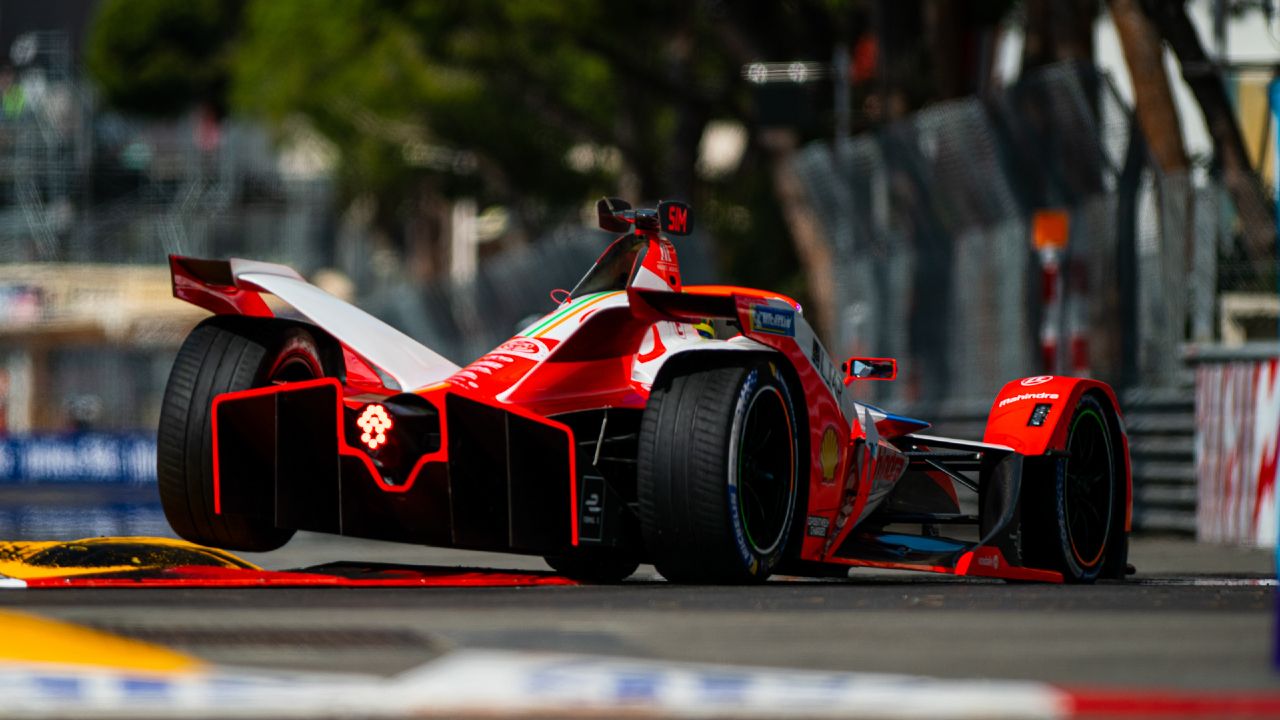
[998,392,1059,408]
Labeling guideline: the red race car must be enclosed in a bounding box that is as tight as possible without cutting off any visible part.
[159,198,1130,584]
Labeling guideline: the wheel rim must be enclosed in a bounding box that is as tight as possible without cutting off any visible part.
[1064,407,1113,569]
[735,386,796,555]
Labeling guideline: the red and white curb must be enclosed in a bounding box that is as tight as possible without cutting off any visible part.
[2,649,1278,719]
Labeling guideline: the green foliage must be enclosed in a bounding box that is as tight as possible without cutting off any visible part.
[83,0,883,291]
[229,0,619,217]
[85,0,242,116]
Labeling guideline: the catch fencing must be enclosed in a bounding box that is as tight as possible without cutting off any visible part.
[793,61,1273,533]
[355,225,715,365]
[0,34,333,268]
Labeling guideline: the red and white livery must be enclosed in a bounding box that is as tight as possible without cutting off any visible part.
[159,198,1130,583]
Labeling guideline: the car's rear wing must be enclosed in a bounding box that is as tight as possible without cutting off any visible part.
[169,255,459,392]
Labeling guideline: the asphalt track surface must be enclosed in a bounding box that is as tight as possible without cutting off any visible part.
[2,534,1276,693]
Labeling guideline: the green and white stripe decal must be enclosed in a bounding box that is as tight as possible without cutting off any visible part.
[519,291,625,339]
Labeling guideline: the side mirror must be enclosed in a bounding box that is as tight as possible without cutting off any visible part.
[597,197,633,232]
[842,357,897,383]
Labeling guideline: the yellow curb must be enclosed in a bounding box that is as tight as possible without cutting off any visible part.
[0,536,258,580]
[0,610,204,673]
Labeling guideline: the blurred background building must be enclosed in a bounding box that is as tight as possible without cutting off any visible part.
[0,0,1276,539]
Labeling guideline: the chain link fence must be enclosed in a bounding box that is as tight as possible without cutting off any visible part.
[795,60,1275,414]
[364,225,715,365]
[794,61,1280,533]
[0,33,334,269]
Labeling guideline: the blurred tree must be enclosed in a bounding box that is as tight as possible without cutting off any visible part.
[1108,0,1187,174]
[85,0,243,117]
[85,0,842,331]
[1022,0,1097,71]
[1141,0,1275,267]
[86,0,1027,342]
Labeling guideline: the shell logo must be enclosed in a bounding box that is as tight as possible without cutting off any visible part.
[356,404,393,450]
[820,427,841,482]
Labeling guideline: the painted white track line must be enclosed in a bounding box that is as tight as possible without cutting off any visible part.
[5,647,1279,718]
[0,649,1068,719]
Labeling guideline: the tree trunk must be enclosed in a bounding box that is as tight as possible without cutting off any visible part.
[1110,0,1195,331]
[1143,0,1275,265]
[1023,0,1098,71]
[759,128,837,344]
[1109,0,1188,173]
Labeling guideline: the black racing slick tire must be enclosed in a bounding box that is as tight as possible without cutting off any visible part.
[544,549,640,583]
[638,359,800,584]
[157,316,338,552]
[1024,393,1122,583]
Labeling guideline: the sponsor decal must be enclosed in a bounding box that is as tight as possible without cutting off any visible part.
[824,440,872,556]
[819,427,841,483]
[806,515,830,538]
[497,338,550,360]
[580,476,605,542]
[726,481,751,562]
[468,359,507,373]
[749,305,795,337]
[1020,375,1054,387]
[997,392,1059,409]
[666,204,688,234]
[727,370,761,569]
[869,447,908,488]
[0,433,156,484]
[976,552,1000,570]
[636,325,668,364]
[652,240,680,276]
[810,339,843,401]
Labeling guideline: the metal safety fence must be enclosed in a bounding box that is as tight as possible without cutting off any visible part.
[791,60,1276,533]
[795,61,1275,404]
[0,33,333,269]
[361,226,714,365]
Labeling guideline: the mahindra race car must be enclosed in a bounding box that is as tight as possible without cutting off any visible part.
[158,198,1130,584]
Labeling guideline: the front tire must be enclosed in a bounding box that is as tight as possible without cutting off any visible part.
[638,359,800,583]
[157,316,336,552]
[1024,393,1120,583]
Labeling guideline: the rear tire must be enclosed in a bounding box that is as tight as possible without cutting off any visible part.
[1024,394,1119,583]
[157,316,336,552]
[638,359,800,583]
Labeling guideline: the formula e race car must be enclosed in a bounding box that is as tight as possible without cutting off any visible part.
[159,198,1130,584]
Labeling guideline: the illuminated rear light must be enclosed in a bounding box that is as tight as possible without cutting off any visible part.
[356,404,392,450]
